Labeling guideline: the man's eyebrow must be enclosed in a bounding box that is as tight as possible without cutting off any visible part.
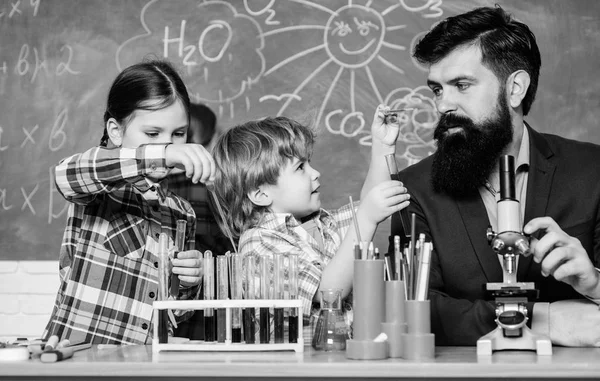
[428,76,477,87]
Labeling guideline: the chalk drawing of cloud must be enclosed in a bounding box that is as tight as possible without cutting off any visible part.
[116,0,265,109]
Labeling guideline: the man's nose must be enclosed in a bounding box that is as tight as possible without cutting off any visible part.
[436,93,458,114]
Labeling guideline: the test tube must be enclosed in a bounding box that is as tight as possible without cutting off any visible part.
[203,250,215,342]
[385,153,411,246]
[288,253,299,344]
[243,255,256,344]
[259,253,271,343]
[157,232,170,343]
[216,256,229,343]
[273,254,284,343]
[170,220,186,298]
[230,253,243,343]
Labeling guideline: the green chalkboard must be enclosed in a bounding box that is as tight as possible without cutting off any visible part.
[0,0,599,260]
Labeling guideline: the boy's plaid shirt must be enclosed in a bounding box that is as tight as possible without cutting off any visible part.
[238,203,356,343]
[44,144,198,344]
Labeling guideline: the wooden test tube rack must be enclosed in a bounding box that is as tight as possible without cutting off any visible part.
[152,299,304,354]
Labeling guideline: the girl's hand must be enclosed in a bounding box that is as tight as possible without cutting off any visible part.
[172,250,204,288]
[165,144,215,184]
[371,104,400,147]
[357,180,409,225]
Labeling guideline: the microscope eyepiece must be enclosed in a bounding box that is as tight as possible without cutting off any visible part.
[499,155,516,201]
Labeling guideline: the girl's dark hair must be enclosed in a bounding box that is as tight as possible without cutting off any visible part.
[212,117,316,238]
[99,59,191,146]
[413,6,541,116]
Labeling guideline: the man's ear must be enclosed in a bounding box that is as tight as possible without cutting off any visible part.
[247,187,272,207]
[106,118,123,147]
[507,70,531,110]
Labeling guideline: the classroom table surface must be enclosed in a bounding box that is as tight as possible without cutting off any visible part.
[1,345,600,380]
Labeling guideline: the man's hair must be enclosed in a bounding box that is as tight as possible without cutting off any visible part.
[212,116,316,238]
[413,6,541,115]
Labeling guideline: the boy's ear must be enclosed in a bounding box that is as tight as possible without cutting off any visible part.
[106,118,123,147]
[247,187,272,207]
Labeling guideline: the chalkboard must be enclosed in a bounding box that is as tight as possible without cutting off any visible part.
[1,0,599,260]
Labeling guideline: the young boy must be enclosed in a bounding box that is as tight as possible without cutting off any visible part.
[212,105,410,341]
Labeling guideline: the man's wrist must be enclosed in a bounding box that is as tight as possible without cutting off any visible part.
[583,267,600,304]
[530,302,551,338]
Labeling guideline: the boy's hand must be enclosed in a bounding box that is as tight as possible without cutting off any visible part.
[165,144,215,184]
[371,104,400,147]
[172,250,204,288]
[357,180,409,225]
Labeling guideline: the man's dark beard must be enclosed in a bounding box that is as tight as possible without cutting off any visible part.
[431,94,513,198]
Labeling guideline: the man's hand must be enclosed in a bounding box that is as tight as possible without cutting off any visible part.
[172,249,204,288]
[549,299,600,347]
[524,217,600,298]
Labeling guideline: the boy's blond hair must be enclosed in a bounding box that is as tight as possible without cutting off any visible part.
[212,116,316,238]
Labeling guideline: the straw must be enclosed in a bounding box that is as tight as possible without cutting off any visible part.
[206,184,238,253]
[349,195,362,243]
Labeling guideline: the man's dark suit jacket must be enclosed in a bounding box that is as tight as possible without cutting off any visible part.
[390,124,600,345]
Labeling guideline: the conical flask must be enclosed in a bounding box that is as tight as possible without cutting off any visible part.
[311,289,348,351]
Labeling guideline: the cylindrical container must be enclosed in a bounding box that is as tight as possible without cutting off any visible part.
[346,259,387,360]
[382,280,407,358]
[385,280,406,324]
[406,300,430,334]
[402,300,435,360]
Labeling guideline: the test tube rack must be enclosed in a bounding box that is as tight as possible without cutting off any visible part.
[152,299,304,354]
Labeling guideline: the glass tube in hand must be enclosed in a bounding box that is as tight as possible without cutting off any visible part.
[157,232,170,343]
[170,219,186,298]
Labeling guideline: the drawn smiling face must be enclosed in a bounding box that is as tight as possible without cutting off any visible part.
[324,5,385,68]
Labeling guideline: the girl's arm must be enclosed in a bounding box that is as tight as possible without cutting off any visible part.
[55,144,170,204]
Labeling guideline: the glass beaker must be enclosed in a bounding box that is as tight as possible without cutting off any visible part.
[311,289,349,351]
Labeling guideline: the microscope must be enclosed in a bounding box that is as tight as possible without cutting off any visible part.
[476,155,552,356]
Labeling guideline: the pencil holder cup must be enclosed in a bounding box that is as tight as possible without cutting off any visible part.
[381,280,407,358]
[401,300,435,360]
[346,259,387,360]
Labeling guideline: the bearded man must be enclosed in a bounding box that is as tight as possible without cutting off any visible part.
[390,6,600,347]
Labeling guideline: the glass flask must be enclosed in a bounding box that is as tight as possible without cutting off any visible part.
[311,289,349,351]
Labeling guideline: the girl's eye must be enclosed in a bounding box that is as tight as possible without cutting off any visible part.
[146,132,159,138]
[174,131,186,138]
[297,163,305,171]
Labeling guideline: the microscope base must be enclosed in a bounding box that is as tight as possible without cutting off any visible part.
[477,326,552,356]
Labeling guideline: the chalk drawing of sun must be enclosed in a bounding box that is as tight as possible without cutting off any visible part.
[258,0,442,164]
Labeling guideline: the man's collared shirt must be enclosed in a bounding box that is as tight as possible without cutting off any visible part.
[44,144,197,344]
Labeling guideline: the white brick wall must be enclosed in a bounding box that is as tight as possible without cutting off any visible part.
[0,261,59,339]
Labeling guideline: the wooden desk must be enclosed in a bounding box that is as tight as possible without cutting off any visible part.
[1,346,600,380]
